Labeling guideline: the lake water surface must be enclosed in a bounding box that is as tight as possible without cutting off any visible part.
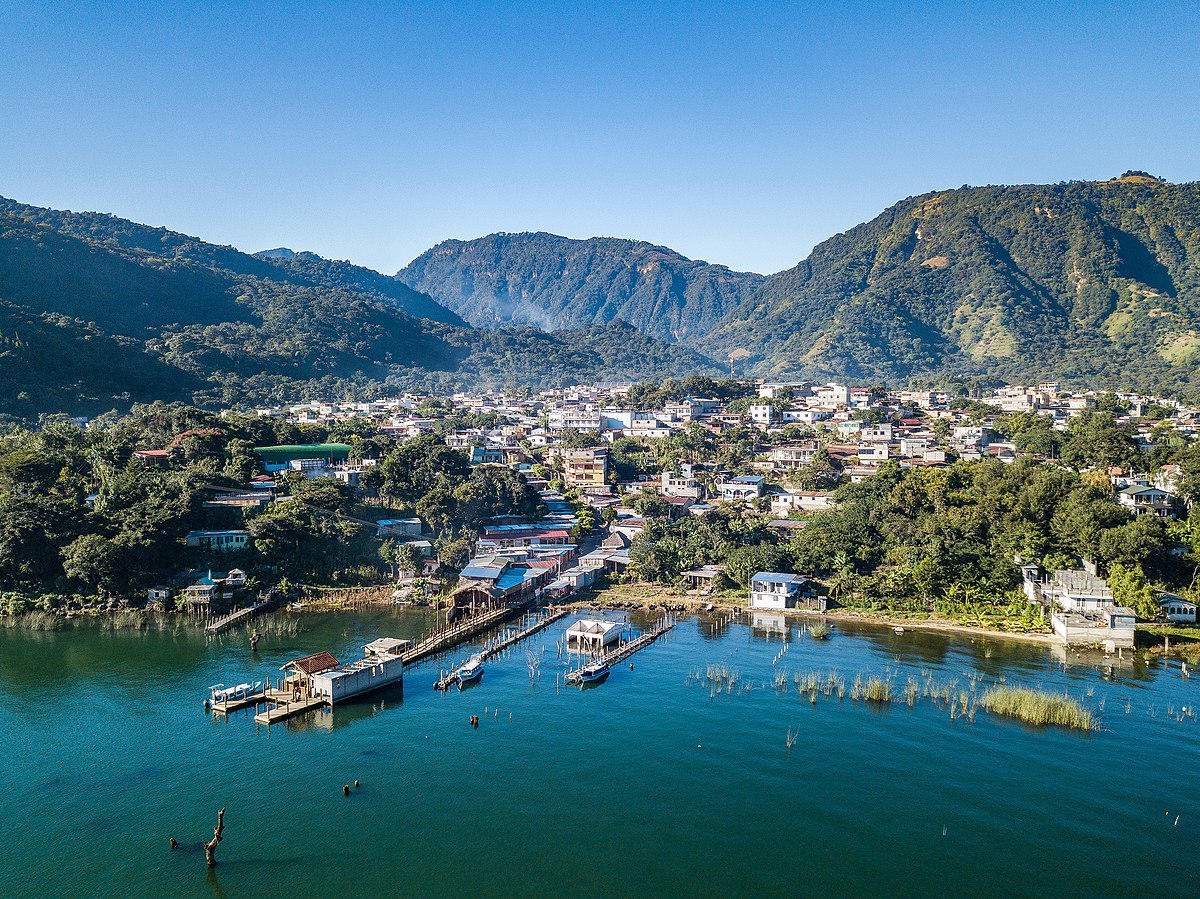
[2,609,1196,897]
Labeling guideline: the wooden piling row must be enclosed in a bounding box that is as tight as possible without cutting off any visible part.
[565,615,676,684]
[433,608,569,690]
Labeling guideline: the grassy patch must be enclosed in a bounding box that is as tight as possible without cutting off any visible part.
[979,686,1097,731]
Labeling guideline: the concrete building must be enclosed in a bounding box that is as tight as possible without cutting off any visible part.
[1158,594,1198,623]
[308,638,411,705]
[750,572,827,611]
[565,618,623,652]
[561,447,609,487]
[717,475,765,502]
[185,530,251,552]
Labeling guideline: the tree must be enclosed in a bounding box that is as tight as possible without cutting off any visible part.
[725,543,793,588]
[378,434,470,505]
[1061,412,1141,472]
[790,446,841,490]
[61,534,123,594]
[397,541,425,577]
[1106,562,1159,620]
[436,536,473,572]
[633,492,672,519]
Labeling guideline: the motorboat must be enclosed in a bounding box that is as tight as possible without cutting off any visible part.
[209,681,263,703]
[455,655,484,686]
[577,659,610,683]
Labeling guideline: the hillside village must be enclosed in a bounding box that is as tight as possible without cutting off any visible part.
[3,372,1199,650]
[26,376,1190,650]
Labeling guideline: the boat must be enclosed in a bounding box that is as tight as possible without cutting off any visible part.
[893,626,905,635]
[455,655,484,686]
[577,659,610,683]
[209,681,263,703]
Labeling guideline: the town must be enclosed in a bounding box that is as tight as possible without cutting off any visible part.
[5,375,1198,659]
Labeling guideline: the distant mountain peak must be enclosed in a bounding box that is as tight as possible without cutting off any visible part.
[399,231,764,342]
[255,247,297,259]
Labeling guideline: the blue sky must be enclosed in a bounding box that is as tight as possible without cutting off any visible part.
[2,1,1197,275]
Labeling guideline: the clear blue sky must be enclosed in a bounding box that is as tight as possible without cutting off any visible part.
[2,1,1197,275]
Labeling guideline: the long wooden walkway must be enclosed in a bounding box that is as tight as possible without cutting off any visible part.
[565,616,676,685]
[402,605,523,667]
[433,608,569,690]
[205,599,267,635]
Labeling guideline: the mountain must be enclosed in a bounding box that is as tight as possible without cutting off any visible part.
[709,173,1200,395]
[0,198,716,418]
[253,249,467,325]
[399,232,764,342]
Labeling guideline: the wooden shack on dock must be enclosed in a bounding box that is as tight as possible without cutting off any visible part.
[280,651,340,698]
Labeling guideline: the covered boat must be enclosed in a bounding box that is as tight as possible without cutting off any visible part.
[455,655,484,686]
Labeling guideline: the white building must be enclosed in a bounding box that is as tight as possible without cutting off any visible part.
[1158,594,1197,623]
[565,619,623,652]
[749,572,827,611]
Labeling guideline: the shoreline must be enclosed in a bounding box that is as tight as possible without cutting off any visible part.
[820,610,1058,645]
[560,588,1060,646]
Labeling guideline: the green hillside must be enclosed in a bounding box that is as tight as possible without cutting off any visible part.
[399,231,764,342]
[0,199,717,418]
[709,174,1200,395]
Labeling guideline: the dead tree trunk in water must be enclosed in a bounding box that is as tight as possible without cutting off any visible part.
[204,807,225,867]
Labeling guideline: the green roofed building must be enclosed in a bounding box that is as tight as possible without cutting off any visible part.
[254,443,352,472]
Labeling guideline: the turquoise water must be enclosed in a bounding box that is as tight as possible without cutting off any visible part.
[1,610,1197,897]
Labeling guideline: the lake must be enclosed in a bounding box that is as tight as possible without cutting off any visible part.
[1,608,1196,897]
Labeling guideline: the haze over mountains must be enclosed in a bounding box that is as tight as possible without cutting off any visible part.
[399,232,764,342]
[2,171,1199,419]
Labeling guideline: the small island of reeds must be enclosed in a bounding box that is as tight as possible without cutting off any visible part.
[978,685,1098,731]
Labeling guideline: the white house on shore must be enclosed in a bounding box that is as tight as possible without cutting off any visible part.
[1158,594,1198,623]
[749,572,828,611]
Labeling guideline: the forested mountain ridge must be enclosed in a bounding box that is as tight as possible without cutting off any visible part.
[0,198,717,418]
[709,174,1200,395]
[0,197,465,325]
[399,231,765,342]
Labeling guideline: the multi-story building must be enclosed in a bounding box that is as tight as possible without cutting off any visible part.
[560,447,609,487]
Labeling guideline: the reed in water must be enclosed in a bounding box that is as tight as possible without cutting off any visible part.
[978,686,1098,731]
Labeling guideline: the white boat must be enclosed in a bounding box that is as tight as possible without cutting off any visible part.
[893,626,905,635]
[209,681,263,703]
[455,655,484,686]
[577,659,610,683]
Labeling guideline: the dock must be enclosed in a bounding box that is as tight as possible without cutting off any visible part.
[253,691,327,725]
[402,605,519,666]
[219,601,539,726]
[433,608,569,690]
[210,690,267,716]
[565,615,676,685]
[205,590,276,635]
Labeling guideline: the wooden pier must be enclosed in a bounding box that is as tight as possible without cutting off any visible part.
[205,595,271,635]
[253,691,327,725]
[433,608,569,690]
[215,599,536,726]
[210,690,267,716]
[565,616,676,685]
[402,605,520,667]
